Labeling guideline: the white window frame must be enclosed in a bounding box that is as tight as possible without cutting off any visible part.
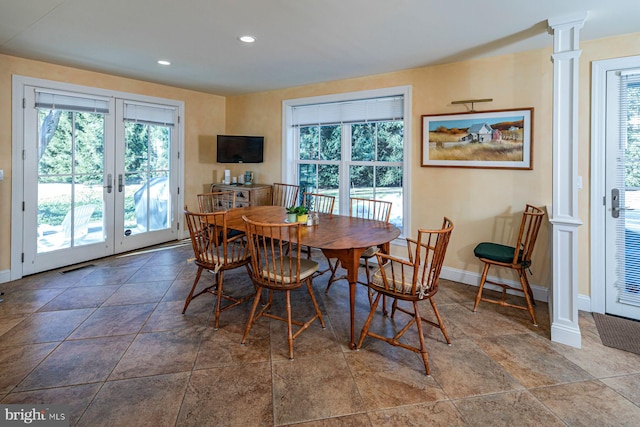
[282,86,411,242]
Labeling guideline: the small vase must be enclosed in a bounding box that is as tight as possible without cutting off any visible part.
[286,213,297,223]
[297,214,308,224]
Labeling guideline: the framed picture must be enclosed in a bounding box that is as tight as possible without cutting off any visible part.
[421,108,533,169]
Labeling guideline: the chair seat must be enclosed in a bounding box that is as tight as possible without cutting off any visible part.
[361,246,379,259]
[474,242,518,264]
[260,257,319,284]
[371,263,430,296]
[201,250,248,268]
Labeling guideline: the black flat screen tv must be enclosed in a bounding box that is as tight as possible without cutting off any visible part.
[216,135,264,163]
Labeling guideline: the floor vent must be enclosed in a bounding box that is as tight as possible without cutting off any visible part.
[60,263,95,274]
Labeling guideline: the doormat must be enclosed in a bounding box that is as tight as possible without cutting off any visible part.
[593,312,640,355]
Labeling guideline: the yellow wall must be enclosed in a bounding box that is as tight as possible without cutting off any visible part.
[0,54,225,271]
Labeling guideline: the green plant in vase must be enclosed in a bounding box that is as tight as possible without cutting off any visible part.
[285,206,298,223]
[294,205,308,223]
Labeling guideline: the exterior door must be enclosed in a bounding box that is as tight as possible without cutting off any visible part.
[20,83,179,275]
[605,68,640,319]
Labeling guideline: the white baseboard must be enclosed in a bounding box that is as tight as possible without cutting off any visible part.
[578,294,591,312]
[0,269,10,284]
[439,266,549,302]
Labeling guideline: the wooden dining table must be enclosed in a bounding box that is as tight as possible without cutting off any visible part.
[224,205,401,349]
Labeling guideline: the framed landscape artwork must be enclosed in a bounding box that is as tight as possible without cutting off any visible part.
[421,108,533,169]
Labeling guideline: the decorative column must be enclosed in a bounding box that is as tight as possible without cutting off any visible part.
[547,13,586,348]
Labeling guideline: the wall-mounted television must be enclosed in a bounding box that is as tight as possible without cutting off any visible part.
[216,135,264,163]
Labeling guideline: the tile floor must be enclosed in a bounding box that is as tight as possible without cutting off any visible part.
[1,241,639,426]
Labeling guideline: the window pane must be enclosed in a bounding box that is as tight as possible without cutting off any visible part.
[377,121,404,162]
[299,126,318,160]
[351,123,375,161]
[320,125,341,161]
[376,166,404,233]
[350,165,374,199]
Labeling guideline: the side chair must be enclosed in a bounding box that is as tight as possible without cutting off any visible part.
[357,218,454,376]
[272,182,300,208]
[182,207,254,329]
[241,215,325,359]
[197,190,237,212]
[472,204,545,326]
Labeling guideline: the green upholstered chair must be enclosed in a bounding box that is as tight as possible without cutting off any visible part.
[472,204,545,326]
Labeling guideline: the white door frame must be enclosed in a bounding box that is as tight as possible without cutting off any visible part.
[10,75,186,281]
[590,55,640,313]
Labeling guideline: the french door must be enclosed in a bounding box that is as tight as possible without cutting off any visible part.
[604,66,640,320]
[18,81,181,275]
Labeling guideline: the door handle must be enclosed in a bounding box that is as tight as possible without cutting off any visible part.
[118,174,124,193]
[612,188,621,218]
[104,174,113,193]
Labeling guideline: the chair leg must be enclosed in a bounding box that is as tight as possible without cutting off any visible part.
[412,301,430,376]
[241,287,264,345]
[305,279,326,328]
[429,298,451,345]
[324,259,340,294]
[356,292,382,349]
[519,270,538,326]
[473,263,491,312]
[182,267,204,314]
[285,290,294,360]
[213,271,224,330]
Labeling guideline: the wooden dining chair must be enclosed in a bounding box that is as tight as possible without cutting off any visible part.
[197,190,236,212]
[272,183,300,208]
[472,204,544,326]
[241,215,325,359]
[325,197,393,299]
[182,207,254,329]
[357,218,454,375]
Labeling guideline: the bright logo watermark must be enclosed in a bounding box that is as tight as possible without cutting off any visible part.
[0,405,69,427]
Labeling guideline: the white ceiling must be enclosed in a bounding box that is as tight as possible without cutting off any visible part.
[1,0,639,96]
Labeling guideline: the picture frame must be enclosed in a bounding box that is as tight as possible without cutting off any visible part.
[421,108,533,169]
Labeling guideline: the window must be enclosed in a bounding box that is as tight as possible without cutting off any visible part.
[284,87,410,237]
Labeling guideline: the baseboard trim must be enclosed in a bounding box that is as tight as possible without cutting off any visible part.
[578,294,591,312]
[0,269,10,284]
[439,266,549,303]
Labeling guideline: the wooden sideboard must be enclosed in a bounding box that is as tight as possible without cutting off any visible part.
[209,183,272,207]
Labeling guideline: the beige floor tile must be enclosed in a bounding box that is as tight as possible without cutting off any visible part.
[368,401,467,427]
[600,373,640,406]
[272,353,366,425]
[0,342,58,394]
[77,372,190,427]
[68,303,155,339]
[476,333,594,388]
[177,363,273,426]
[0,308,94,346]
[427,337,524,399]
[101,280,172,306]
[345,341,447,411]
[37,285,120,311]
[15,335,134,391]
[453,390,565,427]
[531,380,640,426]
[109,326,204,380]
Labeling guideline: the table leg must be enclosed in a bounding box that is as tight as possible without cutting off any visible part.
[322,248,364,350]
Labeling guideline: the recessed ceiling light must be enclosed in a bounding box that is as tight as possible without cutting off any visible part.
[157,60,171,66]
[238,35,256,43]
